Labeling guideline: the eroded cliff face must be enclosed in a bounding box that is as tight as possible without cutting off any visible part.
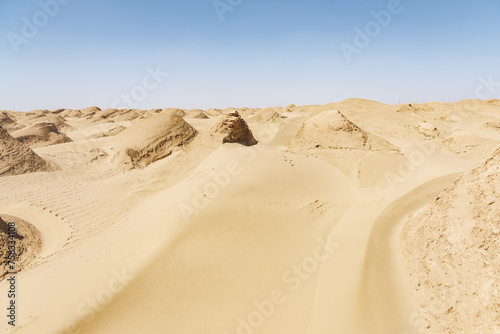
[401,147,500,334]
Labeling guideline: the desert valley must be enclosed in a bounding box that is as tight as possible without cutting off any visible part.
[1,98,499,334]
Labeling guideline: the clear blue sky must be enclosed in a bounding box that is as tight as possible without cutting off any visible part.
[1,0,499,111]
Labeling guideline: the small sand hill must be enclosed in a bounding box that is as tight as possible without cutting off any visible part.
[90,125,127,139]
[25,109,49,117]
[221,107,252,117]
[49,108,65,114]
[397,103,435,113]
[116,113,197,168]
[16,110,57,125]
[59,109,84,118]
[12,122,72,148]
[0,125,54,176]
[290,110,398,151]
[95,108,121,119]
[211,111,258,146]
[162,108,186,118]
[18,113,69,131]
[249,107,282,123]
[81,106,101,116]
[185,109,205,118]
[442,131,497,160]
[288,110,406,186]
[194,112,209,119]
[414,120,440,138]
[116,109,142,122]
[401,146,500,334]
[0,215,42,280]
[205,108,223,117]
[93,108,142,122]
[0,111,21,131]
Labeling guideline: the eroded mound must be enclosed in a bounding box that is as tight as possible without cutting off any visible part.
[211,111,257,146]
[0,111,21,131]
[0,215,43,280]
[60,109,84,118]
[163,108,186,118]
[290,110,397,151]
[12,122,73,148]
[81,106,101,116]
[249,107,281,123]
[397,103,435,113]
[193,112,210,119]
[116,113,197,168]
[90,125,127,139]
[0,125,53,176]
[401,146,500,333]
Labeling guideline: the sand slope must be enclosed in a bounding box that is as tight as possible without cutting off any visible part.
[401,146,500,334]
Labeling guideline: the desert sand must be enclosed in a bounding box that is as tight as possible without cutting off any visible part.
[1,98,499,334]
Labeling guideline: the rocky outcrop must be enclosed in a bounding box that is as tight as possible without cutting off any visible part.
[211,111,257,146]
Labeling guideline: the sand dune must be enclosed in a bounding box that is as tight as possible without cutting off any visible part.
[0,98,499,334]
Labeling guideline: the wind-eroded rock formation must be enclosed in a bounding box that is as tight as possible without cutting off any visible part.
[211,111,257,146]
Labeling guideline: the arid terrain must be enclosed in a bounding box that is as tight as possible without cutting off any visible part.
[1,98,499,334]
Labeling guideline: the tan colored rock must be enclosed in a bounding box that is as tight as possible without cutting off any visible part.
[211,111,257,146]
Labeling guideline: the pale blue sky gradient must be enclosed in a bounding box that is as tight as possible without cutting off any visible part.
[0,0,499,111]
